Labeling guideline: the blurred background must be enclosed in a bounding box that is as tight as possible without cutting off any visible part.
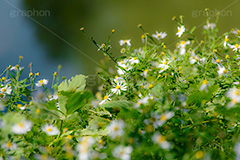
[0,0,239,89]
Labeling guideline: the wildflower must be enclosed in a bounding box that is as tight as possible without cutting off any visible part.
[232,28,240,35]
[140,69,151,78]
[226,87,240,108]
[99,94,112,105]
[129,57,139,64]
[152,132,171,149]
[10,65,24,71]
[76,137,95,160]
[200,80,209,91]
[1,142,17,151]
[119,39,131,47]
[111,82,127,95]
[135,96,149,108]
[0,85,12,95]
[41,124,59,136]
[158,59,170,72]
[217,66,227,75]
[228,43,240,52]
[112,145,133,160]
[176,25,185,38]
[152,31,167,40]
[12,120,33,134]
[107,120,125,139]
[223,35,229,48]
[141,34,145,43]
[178,41,190,55]
[155,111,174,127]
[114,76,124,83]
[203,23,216,30]
[35,79,48,87]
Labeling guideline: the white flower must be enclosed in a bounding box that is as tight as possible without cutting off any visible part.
[154,111,174,127]
[112,145,133,160]
[76,137,95,160]
[152,31,167,40]
[140,69,151,78]
[129,57,139,64]
[226,87,240,108]
[224,35,229,48]
[200,80,209,91]
[12,120,33,134]
[111,82,127,95]
[1,142,17,151]
[232,28,240,35]
[152,132,171,149]
[35,79,48,87]
[158,59,170,72]
[10,66,24,71]
[176,26,185,38]
[217,66,227,76]
[203,23,216,30]
[114,76,124,83]
[0,85,12,95]
[99,94,112,105]
[119,39,131,47]
[228,44,240,52]
[41,124,59,136]
[107,120,125,139]
[178,41,190,55]
[135,96,149,108]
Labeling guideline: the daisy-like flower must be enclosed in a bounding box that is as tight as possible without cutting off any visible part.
[226,87,240,108]
[0,85,12,95]
[99,94,112,105]
[152,132,171,149]
[134,96,149,108]
[41,124,59,136]
[176,26,185,38]
[228,43,240,52]
[155,111,174,127]
[178,41,190,55]
[217,66,227,76]
[200,80,209,91]
[232,28,240,35]
[141,34,145,43]
[76,137,95,160]
[119,39,131,47]
[129,57,139,64]
[112,145,133,160]
[1,142,17,151]
[107,120,125,139]
[114,76,124,83]
[97,43,106,51]
[140,69,151,78]
[10,65,24,71]
[152,31,167,40]
[35,79,48,87]
[203,23,216,30]
[223,35,229,48]
[12,120,33,134]
[158,59,170,73]
[111,82,127,95]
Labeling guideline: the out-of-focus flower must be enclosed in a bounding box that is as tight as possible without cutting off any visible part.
[41,124,59,136]
[107,120,125,139]
[12,120,33,134]
[112,145,133,160]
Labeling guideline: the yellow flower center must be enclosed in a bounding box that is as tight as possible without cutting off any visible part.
[172,56,176,60]
[157,135,166,144]
[40,80,44,85]
[178,29,181,32]
[195,57,199,60]
[7,142,12,148]
[133,57,137,60]
[148,84,154,89]
[104,95,108,100]
[1,88,6,92]
[2,77,6,81]
[216,59,220,63]
[213,49,217,53]
[181,41,185,45]
[115,85,121,90]
[141,35,145,39]
[203,80,208,85]
[195,151,204,159]
[225,55,229,59]
[36,109,40,114]
[160,115,167,121]
[163,61,168,65]
[17,104,22,108]
[99,139,104,144]
[157,33,161,37]
[115,76,118,79]
[67,135,72,139]
[124,40,127,43]
[223,69,227,74]
[235,44,239,48]
[47,127,52,132]
[113,126,118,131]
[234,91,239,96]
[238,30,240,34]
[144,69,149,72]
[124,67,127,70]
[18,123,24,128]
[161,52,165,56]
[232,99,238,104]
[225,38,229,42]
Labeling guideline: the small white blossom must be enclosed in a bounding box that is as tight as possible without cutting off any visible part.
[200,80,209,91]
[232,28,240,35]
[99,94,112,105]
[152,132,171,149]
[1,142,17,151]
[111,82,127,95]
[158,59,170,72]
[112,145,133,160]
[12,120,33,134]
[35,79,48,87]
[10,66,24,71]
[129,57,139,64]
[203,23,216,30]
[178,41,190,55]
[41,124,59,136]
[176,26,185,38]
[119,39,131,47]
[155,111,174,127]
[228,44,240,52]
[217,66,227,76]
[0,85,12,95]
[76,137,95,160]
[224,35,229,48]
[152,31,167,40]
[107,120,125,139]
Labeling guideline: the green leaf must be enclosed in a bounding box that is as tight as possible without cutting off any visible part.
[58,74,86,92]
[100,100,134,109]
